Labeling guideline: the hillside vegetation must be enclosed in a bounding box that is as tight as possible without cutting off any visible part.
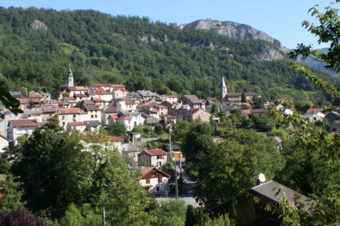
[0,7,339,104]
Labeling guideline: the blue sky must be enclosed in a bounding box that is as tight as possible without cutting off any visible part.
[0,0,336,49]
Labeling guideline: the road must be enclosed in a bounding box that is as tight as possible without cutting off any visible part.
[156,161,201,207]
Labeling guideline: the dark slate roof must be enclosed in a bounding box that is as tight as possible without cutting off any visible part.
[85,120,101,127]
[250,180,312,215]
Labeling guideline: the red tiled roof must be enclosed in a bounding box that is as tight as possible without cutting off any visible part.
[137,167,170,179]
[57,108,87,115]
[144,148,167,156]
[19,98,40,104]
[93,98,105,102]
[68,86,88,91]
[137,100,155,109]
[307,108,323,113]
[109,114,118,119]
[104,106,118,113]
[108,136,123,141]
[29,93,44,99]
[186,109,200,117]
[69,122,86,126]
[157,105,167,109]
[124,98,135,105]
[119,115,132,120]
[10,120,38,127]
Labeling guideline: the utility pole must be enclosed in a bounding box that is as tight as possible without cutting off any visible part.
[169,124,179,198]
[102,198,106,226]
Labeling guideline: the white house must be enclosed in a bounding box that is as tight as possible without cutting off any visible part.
[138,149,168,167]
[7,119,39,146]
[137,167,170,194]
[117,115,134,131]
[116,98,137,113]
[302,111,325,123]
[0,134,9,154]
[56,108,88,130]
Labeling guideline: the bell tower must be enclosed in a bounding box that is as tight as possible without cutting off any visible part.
[67,65,74,88]
[220,76,227,101]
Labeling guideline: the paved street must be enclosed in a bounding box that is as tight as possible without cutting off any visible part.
[156,161,201,207]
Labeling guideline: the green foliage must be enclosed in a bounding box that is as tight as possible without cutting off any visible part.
[185,205,209,226]
[195,129,284,208]
[154,123,164,135]
[59,204,101,226]
[252,115,275,132]
[89,148,151,225]
[11,120,95,217]
[0,173,24,211]
[149,199,187,226]
[107,122,126,137]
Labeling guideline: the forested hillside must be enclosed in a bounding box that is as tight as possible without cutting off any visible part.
[0,7,339,104]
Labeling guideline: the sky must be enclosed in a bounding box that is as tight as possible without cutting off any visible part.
[0,0,336,49]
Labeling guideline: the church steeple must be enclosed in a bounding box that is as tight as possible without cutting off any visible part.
[220,76,227,101]
[67,65,74,87]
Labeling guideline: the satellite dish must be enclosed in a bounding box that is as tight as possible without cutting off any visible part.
[258,173,266,183]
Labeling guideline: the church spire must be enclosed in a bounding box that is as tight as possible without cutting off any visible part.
[67,64,74,87]
[220,75,227,101]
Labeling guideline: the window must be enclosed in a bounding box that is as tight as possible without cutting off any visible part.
[152,171,157,176]
[62,116,65,120]
[146,178,150,184]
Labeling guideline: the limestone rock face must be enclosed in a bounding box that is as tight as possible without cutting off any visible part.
[180,19,289,53]
[30,20,48,31]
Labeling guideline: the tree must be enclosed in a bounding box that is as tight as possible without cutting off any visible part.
[0,174,24,211]
[11,119,95,217]
[276,2,340,224]
[89,147,151,225]
[185,205,209,226]
[107,123,126,137]
[149,199,187,225]
[154,123,163,135]
[195,129,284,208]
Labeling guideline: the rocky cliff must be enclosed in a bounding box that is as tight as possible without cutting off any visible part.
[179,19,289,53]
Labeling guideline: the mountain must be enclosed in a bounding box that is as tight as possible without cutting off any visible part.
[298,48,338,77]
[0,7,338,104]
[179,19,289,53]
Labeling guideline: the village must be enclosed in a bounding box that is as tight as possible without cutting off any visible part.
[0,66,339,201]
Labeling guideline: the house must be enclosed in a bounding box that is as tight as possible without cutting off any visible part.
[137,167,170,194]
[181,95,202,109]
[0,134,9,154]
[116,98,137,113]
[211,180,312,226]
[85,120,101,132]
[82,104,102,123]
[137,90,158,102]
[113,87,129,100]
[122,143,140,164]
[185,109,211,122]
[302,110,325,123]
[21,109,43,122]
[56,108,88,130]
[166,143,183,161]
[225,92,261,103]
[67,121,86,132]
[7,120,39,146]
[117,115,134,131]
[102,106,118,125]
[329,120,340,132]
[159,94,178,103]
[324,111,340,124]
[138,148,168,167]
